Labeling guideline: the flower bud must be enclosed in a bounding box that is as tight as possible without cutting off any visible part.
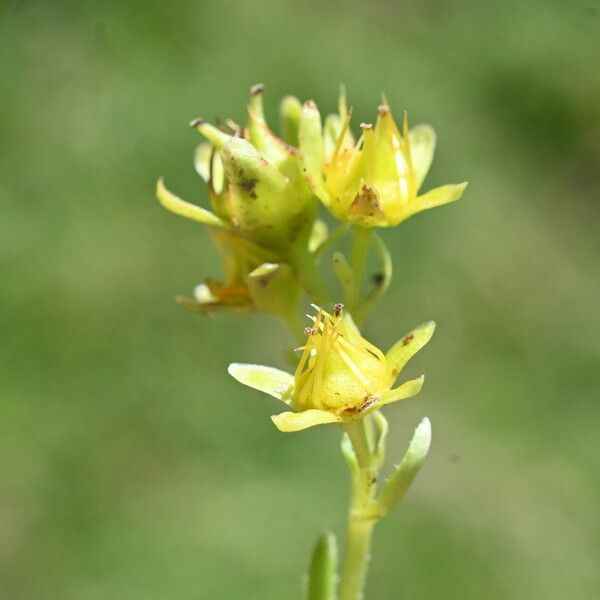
[157,85,320,315]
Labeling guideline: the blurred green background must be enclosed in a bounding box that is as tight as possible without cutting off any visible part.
[2,1,599,598]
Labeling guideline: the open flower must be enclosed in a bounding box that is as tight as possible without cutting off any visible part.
[299,89,468,227]
[229,304,435,432]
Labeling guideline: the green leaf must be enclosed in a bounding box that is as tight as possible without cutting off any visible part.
[306,532,338,600]
[371,411,389,468]
[354,233,392,324]
[340,432,359,478]
[373,417,432,517]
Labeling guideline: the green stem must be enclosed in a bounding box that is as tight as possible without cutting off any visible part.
[292,247,332,307]
[347,226,372,317]
[353,233,392,326]
[340,420,380,600]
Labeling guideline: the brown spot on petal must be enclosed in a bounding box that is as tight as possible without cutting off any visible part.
[402,333,414,346]
[372,272,385,286]
[250,83,265,96]
[349,184,384,223]
[333,303,344,317]
[377,105,390,117]
[240,177,258,198]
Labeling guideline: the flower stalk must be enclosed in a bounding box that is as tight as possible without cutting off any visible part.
[340,419,379,600]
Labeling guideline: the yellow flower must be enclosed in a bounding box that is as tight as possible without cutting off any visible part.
[229,304,435,432]
[299,89,468,227]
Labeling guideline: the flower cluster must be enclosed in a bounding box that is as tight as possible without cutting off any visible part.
[157,84,466,432]
[157,85,467,319]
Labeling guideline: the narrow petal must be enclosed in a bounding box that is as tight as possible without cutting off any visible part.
[194,143,212,182]
[228,363,294,403]
[247,85,293,167]
[190,118,232,149]
[308,219,329,253]
[271,409,342,432]
[412,182,468,214]
[380,375,424,406]
[279,95,303,147]
[299,101,331,204]
[409,125,436,191]
[385,321,436,380]
[156,178,225,228]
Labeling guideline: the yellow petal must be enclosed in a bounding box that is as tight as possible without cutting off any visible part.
[156,178,225,228]
[271,409,343,432]
[228,363,295,403]
[412,182,468,215]
[385,321,436,380]
[299,101,331,204]
[409,125,436,191]
[380,375,424,406]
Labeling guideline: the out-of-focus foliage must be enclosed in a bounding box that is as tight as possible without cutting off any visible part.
[1,1,599,599]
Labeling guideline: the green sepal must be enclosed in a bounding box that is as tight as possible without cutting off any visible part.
[306,532,338,600]
[372,417,431,517]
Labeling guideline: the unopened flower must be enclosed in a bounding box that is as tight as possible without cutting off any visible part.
[299,89,468,227]
[229,305,435,432]
[157,85,316,314]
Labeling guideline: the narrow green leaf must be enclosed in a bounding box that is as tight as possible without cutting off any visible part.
[371,411,389,468]
[340,433,359,478]
[306,532,338,600]
[373,417,432,517]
